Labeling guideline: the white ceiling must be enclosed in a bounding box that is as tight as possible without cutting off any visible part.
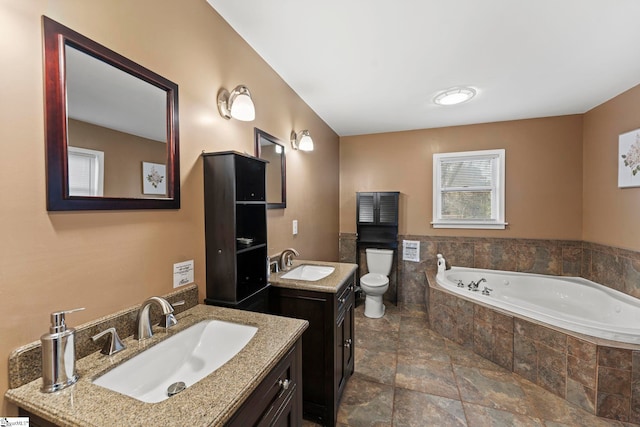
[206,0,640,136]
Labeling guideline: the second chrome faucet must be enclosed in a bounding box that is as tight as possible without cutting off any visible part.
[279,248,299,271]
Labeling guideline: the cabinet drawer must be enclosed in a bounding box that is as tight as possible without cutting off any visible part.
[226,342,300,427]
[336,280,354,314]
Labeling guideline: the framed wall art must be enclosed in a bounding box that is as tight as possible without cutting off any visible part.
[142,162,167,195]
[618,128,640,188]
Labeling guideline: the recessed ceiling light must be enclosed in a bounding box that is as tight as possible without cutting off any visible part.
[434,87,476,106]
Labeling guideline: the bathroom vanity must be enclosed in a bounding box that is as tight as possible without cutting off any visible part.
[270,260,357,427]
[6,302,307,427]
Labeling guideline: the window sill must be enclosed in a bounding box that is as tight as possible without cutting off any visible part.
[431,221,508,230]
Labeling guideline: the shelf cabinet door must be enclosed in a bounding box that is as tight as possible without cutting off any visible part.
[356,192,376,224]
[377,192,399,225]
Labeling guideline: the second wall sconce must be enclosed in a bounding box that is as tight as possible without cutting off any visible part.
[217,85,255,121]
[290,130,314,151]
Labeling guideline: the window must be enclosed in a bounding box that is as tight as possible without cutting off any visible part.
[68,146,104,196]
[432,149,506,229]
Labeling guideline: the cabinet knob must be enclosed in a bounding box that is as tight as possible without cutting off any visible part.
[339,297,346,304]
[278,379,290,390]
[344,338,352,349]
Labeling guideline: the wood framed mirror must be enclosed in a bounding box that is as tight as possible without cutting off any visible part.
[254,128,286,209]
[43,16,180,210]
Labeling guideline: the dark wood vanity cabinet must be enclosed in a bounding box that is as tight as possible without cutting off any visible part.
[226,340,303,427]
[203,151,270,311]
[270,275,356,427]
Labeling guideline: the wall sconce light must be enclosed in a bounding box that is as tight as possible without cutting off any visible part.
[290,130,314,151]
[217,85,255,121]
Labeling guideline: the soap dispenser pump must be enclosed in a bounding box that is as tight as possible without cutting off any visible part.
[41,307,85,393]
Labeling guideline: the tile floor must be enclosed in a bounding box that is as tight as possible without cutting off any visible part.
[303,302,633,427]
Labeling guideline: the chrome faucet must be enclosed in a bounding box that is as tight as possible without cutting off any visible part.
[279,248,299,271]
[135,297,178,340]
[468,278,487,292]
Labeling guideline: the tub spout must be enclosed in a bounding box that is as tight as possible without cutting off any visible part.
[468,278,487,291]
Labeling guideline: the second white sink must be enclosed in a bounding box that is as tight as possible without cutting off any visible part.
[93,319,258,403]
[280,264,335,281]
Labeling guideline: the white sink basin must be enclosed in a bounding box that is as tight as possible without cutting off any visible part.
[93,320,258,403]
[280,264,335,281]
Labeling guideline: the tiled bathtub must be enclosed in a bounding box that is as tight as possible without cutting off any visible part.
[426,271,640,424]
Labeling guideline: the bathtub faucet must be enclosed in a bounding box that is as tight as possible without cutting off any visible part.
[468,278,487,291]
[481,286,493,296]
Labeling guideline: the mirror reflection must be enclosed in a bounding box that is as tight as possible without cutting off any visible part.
[43,16,180,210]
[254,128,286,209]
[65,45,168,198]
[65,45,167,198]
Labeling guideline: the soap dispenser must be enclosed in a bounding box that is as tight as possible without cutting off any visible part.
[41,307,85,393]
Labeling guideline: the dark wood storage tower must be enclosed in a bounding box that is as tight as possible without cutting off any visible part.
[202,151,269,311]
[356,191,400,300]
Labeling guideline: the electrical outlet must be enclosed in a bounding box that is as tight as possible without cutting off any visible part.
[292,219,298,235]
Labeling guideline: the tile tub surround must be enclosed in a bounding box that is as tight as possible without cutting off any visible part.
[426,272,640,424]
[339,233,640,305]
[6,303,308,427]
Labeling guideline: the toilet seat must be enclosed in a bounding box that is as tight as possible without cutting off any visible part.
[361,273,389,287]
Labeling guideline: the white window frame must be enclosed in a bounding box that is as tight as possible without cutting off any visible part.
[432,148,507,229]
[67,146,104,197]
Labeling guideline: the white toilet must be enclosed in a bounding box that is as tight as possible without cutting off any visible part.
[360,248,394,318]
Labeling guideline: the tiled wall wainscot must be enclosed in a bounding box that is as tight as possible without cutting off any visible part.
[339,234,640,306]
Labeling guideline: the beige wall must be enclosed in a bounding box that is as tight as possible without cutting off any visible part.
[583,84,640,252]
[0,0,339,414]
[340,115,584,239]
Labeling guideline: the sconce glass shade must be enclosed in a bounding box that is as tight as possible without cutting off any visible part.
[434,87,476,106]
[217,85,255,121]
[291,130,314,151]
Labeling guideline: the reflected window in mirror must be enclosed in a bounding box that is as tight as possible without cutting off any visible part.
[67,146,104,197]
[43,17,180,210]
[254,128,286,209]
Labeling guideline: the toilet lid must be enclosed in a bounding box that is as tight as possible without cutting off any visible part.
[361,273,389,287]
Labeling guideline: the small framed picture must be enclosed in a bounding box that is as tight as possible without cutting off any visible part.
[142,162,167,195]
[618,128,640,188]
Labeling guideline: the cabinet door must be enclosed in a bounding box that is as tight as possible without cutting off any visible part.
[377,192,399,225]
[227,342,301,427]
[336,302,354,399]
[356,192,376,224]
[335,311,345,396]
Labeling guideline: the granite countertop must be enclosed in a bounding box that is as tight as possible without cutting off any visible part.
[269,259,357,293]
[5,304,308,427]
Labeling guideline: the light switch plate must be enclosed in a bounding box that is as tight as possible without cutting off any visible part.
[173,260,194,288]
[292,219,298,235]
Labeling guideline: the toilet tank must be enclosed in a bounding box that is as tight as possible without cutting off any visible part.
[365,248,394,275]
